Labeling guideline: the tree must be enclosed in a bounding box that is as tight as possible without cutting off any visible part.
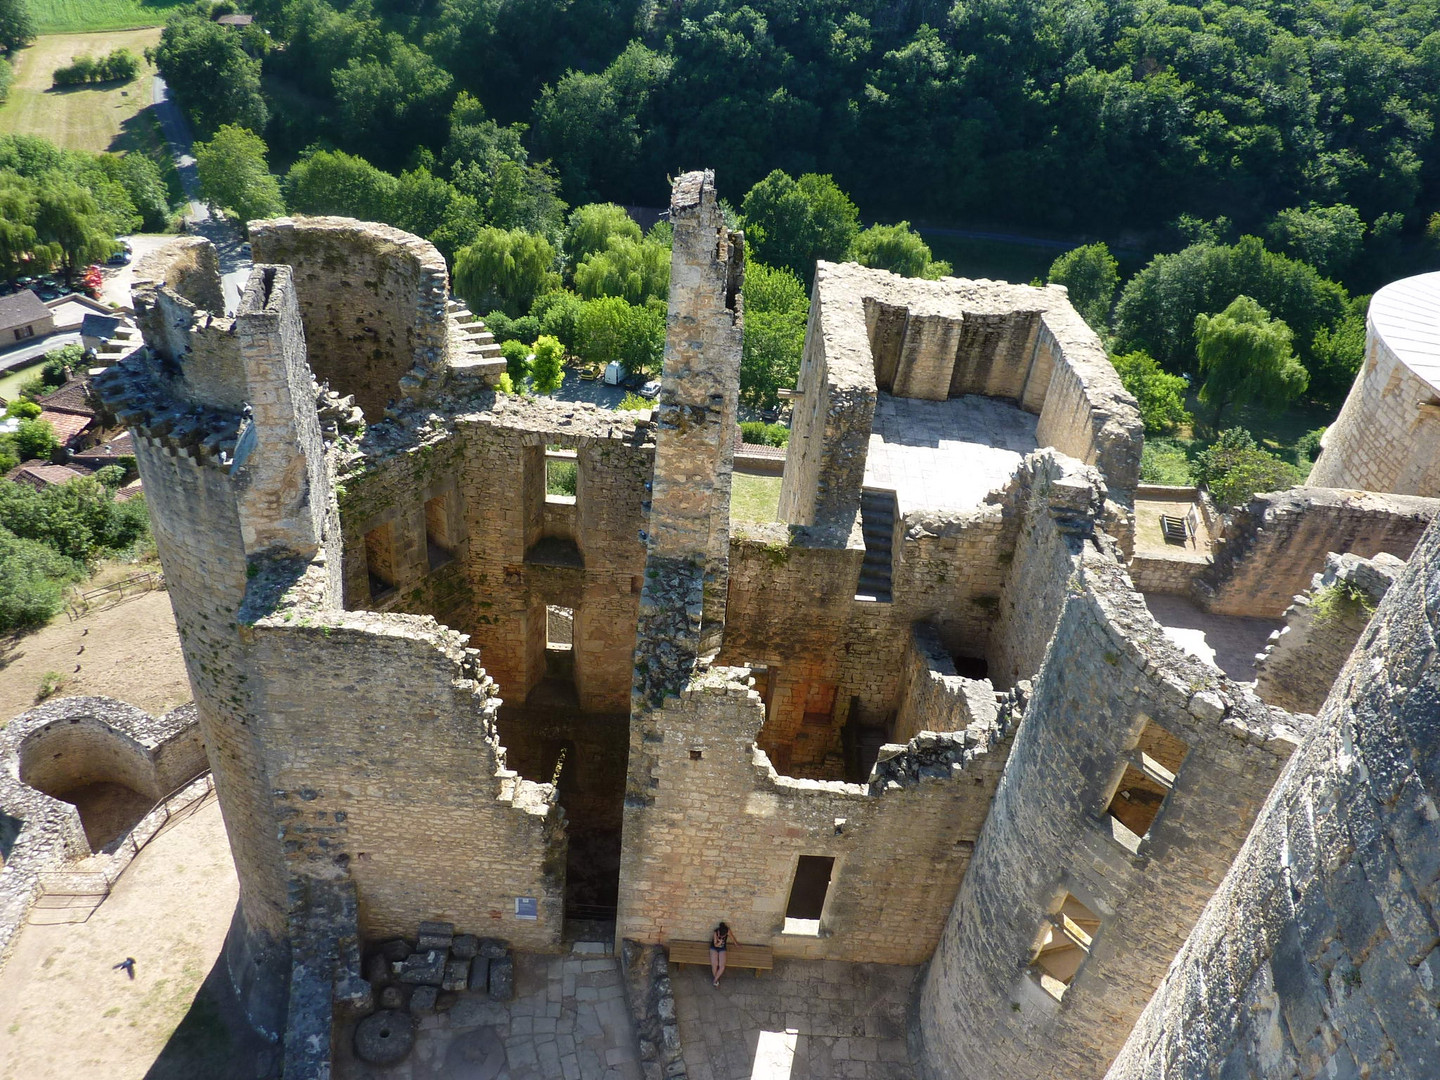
[741,309,806,409]
[743,261,807,315]
[152,12,267,136]
[574,297,664,376]
[849,222,950,280]
[1110,351,1190,435]
[1048,243,1119,333]
[532,289,583,350]
[1194,296,1309,427]
[0,172,41,279]
[1113,237,1348,374]
[740,171,859,283]
[332,39,452,171]
[13,417,57,460]
[0,0,36,54]
[529,335,564,395]
[563,203,641,270]
[286,149,398,222]
[1195,428,1301,510]
[499,339,529,385]
[452,228,559,317]
[573,236,669,305]
[1265,204,1365,278]
[195,125,284,226]
[32,175,115,272]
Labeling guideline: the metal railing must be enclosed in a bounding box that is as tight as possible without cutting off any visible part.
[28,773,214,925]
[65,571,164,620]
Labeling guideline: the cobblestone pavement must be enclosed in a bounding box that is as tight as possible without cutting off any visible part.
[672,959,919,1080]
[866,393,1038,514]
[334,951,643,1080]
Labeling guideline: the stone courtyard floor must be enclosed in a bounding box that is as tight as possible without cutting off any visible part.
[333,951,643,1080]
[865,393,1038,515]
[1144,594,1281,683]
[671,959,919,1080]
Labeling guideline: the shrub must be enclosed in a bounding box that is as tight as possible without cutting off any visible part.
[529,335,565,396]
[1295,427,1327,467]
[1194,429,1301,510]
[1111,351,1190,435]
[499,339,529,385]
[53,49,141,87]
[14,417,58,460]
[5,399,40,419]
[0,525,82,633]
[617,392,651,411]
[34,670,67,702]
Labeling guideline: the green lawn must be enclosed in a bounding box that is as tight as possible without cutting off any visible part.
[29,0,186,34]
[731,472,781,524]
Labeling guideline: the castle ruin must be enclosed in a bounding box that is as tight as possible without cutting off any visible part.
[2,170,1435,1078]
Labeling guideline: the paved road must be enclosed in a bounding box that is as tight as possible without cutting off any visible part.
[145,76,252,312]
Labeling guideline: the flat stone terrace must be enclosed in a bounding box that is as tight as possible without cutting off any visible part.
[1144,594,1281,683]
[334,952,642,1080]
[672,959,918,1080]
[863,394,1037,515]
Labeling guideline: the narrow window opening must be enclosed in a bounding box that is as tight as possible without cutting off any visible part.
[1029,894,1100,1001]
[545,447,577,502]
[424,493,455,570]
[783,855,834,936]
[1106,722,1188,853]
[689,749,703,761]
[363,523,396,601]
[544,605,574,683]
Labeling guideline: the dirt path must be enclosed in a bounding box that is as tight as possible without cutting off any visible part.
[0,798,249,1079]
[0,589,190,724]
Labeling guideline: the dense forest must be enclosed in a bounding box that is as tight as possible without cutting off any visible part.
[181,0,1440,239]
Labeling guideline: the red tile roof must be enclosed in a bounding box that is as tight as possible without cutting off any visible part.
[5,460,93,491]
[37,409,93,448]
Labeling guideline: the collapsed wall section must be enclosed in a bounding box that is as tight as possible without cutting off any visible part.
[241,564,566,949]
[1252,550,1402,715]
[1197,486,1438,617]
[249,216,453,424]
[616,667,1010,964]
[918,543,1304,1080]
[1105,516,1440,1080]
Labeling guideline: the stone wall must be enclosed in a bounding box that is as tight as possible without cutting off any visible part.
[1104,516,1440,1080]
[1308,272,1440,497]
[777,265,1142,538]
[615,667,1010,965]
[1127,551,1209,596]
[242,572,565,949]
[1196,487,1439,617]
[250,217,452,424]
[917,544,1304,1080]
[1252,551,1402,716]
[892,622,999,744]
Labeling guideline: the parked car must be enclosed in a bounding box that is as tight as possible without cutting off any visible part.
[640,379,661,398]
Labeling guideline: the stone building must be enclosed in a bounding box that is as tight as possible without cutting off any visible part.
[64,171,1440,1077]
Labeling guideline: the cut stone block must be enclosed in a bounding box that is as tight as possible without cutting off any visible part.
[452,934,480,960]
[409,985,438,1014]
[398,949,446,986]
[487,955,514,1001]
[468,957,490,992]
[444,958,471,992]
[417,920,455,951]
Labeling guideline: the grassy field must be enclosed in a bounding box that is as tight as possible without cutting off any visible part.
[29,0,185,34]
[0,29,163,152]
[732,472,781,524]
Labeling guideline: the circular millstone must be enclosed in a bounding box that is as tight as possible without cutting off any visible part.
[354,1009,416,1065]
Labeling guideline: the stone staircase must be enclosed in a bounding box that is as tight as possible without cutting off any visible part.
[856,488,896,603]
[445,298,507,381]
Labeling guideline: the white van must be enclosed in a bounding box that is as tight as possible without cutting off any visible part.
[603,361,626,386]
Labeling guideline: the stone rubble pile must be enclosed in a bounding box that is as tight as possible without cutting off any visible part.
[352,920,515,1066]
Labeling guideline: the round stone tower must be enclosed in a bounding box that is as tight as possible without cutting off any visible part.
[1309,271,1440,496]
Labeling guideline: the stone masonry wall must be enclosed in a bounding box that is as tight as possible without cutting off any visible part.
[917,544,1304,1080]
[242,562,566,951]
[1128,551,1210,596]
[892,622,1000,744]
[250,217,451,424]
[1197,487,1439,617]
[335,397,653,714]
[1308,273,1440,497]
[616,667,1009,965]
[1252,551,1402,716]
[1104,516,1440,1080]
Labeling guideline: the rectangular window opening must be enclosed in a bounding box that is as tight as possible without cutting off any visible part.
[545,447,577,503]
[1105,722,1188,852]
[783,854,834,936]
[545,605,573,651]
[425,493,455,570]
[1029,893,1100,1001]
[363,523,396,601]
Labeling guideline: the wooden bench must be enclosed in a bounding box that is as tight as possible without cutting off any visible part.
[666,940,774,976]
